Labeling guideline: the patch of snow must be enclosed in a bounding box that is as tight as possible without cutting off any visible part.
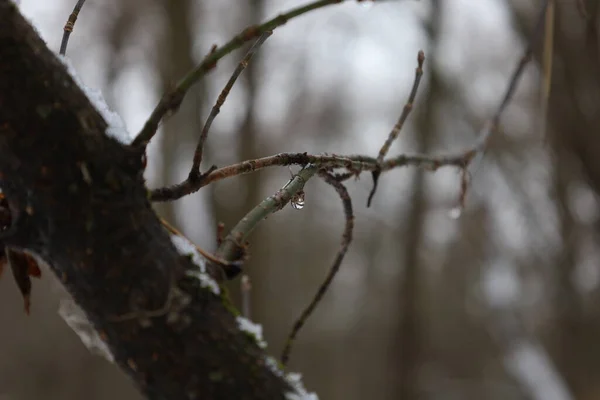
[264,357,319,400]
[170,234,220,295]
[264,356,284,377]
[236,316,267,348]
[59,298,114,362]
[285,372,319,400]
[58,55,133,145]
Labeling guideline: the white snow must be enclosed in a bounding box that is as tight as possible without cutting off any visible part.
[236,316,267,349]
[170,234,221,295]
[264,356,284,377]
[59,298,114,362]
[58,55,133,145]
[285,372,319,400]
[264,356,319,400]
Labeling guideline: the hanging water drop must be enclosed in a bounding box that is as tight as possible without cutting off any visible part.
[291,191,305,210]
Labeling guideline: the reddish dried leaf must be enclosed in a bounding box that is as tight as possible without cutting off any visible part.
[25,254,41,278]
[6,248,42,314]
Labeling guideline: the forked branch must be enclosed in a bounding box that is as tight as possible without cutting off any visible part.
[131,0,345,147]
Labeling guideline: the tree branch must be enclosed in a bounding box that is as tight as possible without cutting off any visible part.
[189,31,272,182]
[132,0,344,148]
[368,50,425,206]
[216,165,318,265]
[150,151,472,202]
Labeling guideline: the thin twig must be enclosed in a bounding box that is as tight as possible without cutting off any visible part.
[190,31,272,181]
[150,151,472,202]
[59,0,87,56]
[376,51,425,164]
[367,50,425,207]
[280,171,354,366]
[132,0,344,148]
[216,164,318,262]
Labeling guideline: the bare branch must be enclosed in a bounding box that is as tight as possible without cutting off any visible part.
[150,151,472,202]
[368,50,425,206]
[132,0,345,148]
[281,171,354,366]
[59,0,86,56]
[190,31,272,181]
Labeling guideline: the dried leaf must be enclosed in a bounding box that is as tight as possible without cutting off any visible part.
[6,248,42,314]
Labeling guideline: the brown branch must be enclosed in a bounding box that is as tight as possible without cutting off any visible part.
[150,151,472,202]
[59,0,87,56]
[367,50,425,207]
[281,171,354,366]
[190,31,271,181]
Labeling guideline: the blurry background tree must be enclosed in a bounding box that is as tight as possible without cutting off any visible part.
[1,0,600,399]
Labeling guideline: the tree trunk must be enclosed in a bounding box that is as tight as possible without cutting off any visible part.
[0,3,293,399]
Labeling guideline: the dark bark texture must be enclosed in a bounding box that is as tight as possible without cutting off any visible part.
[0,2,290,399]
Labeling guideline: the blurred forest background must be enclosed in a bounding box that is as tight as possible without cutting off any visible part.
[2,0,600,399]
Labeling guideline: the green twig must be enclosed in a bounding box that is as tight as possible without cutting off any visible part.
[216,164,318,262]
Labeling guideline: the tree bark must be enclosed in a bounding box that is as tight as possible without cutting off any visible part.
[0,3,291,399]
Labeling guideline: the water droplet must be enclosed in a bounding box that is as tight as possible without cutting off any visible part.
[448,207,462,220]
[291,191,305,210]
